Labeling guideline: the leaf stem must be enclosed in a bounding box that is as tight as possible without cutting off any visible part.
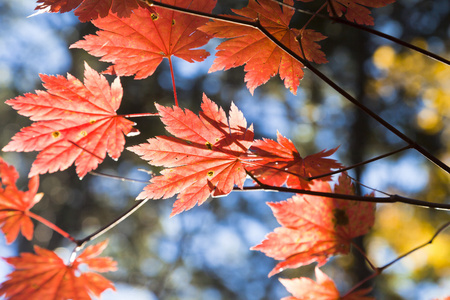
[75,199,149,247]
[121,113,159,118]
[168,56,178,106]
[301,2,326,30]
[27,211,77,243]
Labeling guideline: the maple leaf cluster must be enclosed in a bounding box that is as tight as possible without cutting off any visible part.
[0,0,398,298]
[0,240,117,300]
[128,97,376,298]
[0,158,117,299]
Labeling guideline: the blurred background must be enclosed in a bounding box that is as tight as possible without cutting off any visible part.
[0,0,449,299]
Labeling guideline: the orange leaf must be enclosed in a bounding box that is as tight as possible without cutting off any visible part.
[199,0,327,95]
[71,0,216,79]
[2,62,138,179]
[35,0,145,22]
[0,157,41,244]
[0,240,117,300]
[129,94,254,216]
[279,267,374,300]
[251,174,375,276]
[325,0,395,25]
[246,132,342,189]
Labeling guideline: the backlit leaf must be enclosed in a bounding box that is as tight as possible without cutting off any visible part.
[2,62,137,179]
[0,240,117,300]
[199,0,327,95]
[129,94,254,216]
[35,0,144,22]
[71,0,216,79]
[0,158,41,244]
[325,0,395,25]
[252,174,375,276]
[280,267,374,300]
[246,132,341,189]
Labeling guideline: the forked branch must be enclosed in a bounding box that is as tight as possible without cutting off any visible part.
[342,221,450,297]
[271,0,450,66]
[146,0,450,175]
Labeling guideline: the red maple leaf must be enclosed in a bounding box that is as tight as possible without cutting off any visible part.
[2,62,138,179]
[0,240,117,300]
[35,0,145,22]
[199,0,327,95]
[129,94,254,216]
[0,158,42,244]
[280,267,374,300]
[325,0,395,26]
[71,0,216,79]
[246,132,342,189]
[251,174,375,276]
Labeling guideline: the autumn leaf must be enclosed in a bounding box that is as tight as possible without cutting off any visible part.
[71,0,216,79]
[2,62,138,179]
[279,267,374,300]
[251,174,375,276]
[246,132,342,189]
[0,158,42,244]
[35,0,145,22]
[324,0,395,26]
[129,94,254,216]
[199,0,327,95]
[0,240,117,300]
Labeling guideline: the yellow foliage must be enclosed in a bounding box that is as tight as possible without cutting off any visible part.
[369,204,450,277]
[373,45,396,69]
[417,108,442,134]
[370,41,450,134]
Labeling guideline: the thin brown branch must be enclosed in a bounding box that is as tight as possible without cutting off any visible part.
[379,221,450,271]
[236,184,450,210]
[270,0,450,66]
[295,39,450,175]
[342,221,450,297]
[148,1,450,175]
[346,173,390,197]
[301,2,326,30]
[89,170,149,183]
[308,145,413,181]
[75,199,149,247]
[351,240,376,270]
